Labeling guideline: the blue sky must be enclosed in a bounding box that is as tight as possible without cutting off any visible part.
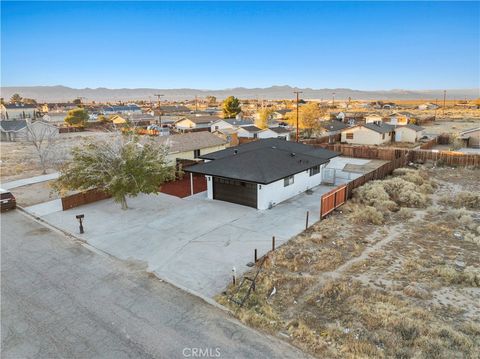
[1,1,479,90]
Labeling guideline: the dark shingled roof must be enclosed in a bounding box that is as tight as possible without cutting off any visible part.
[320,121,348,132]
[400,124,424,132]
[268,127,291,134]
[186,138,339,184]
[240,125,262,133]
[3,103,36,109]
[363,122,395,134]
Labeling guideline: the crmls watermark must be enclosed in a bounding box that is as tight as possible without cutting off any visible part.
[182,347,221,358]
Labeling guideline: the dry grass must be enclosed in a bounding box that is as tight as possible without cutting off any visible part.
[217,167,480,358]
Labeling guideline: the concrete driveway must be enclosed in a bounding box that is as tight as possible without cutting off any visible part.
[38,156,376,297]
[42,184,332,297]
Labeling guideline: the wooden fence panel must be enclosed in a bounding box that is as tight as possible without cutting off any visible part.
[321,185,347,218]
[61,189,111,210]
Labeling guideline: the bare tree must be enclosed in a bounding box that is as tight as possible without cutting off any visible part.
[25,120,60,174]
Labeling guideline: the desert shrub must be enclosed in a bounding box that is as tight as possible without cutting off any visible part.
[439,192,480,209]
[434,266,480,287]
[397,207,415,220]
[382,177,429,208]
[351,205,385,225]
[352,181,397,211]
[393,168,429,186]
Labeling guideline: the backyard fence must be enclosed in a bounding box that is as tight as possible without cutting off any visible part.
[318,144,480,167]
[320,156,407,219]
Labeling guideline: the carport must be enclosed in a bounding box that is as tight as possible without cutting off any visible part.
[213,177,257,208]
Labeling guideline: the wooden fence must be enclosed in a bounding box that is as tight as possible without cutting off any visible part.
[61,189,111,210]
[320,156,407,219]
[319,144,480,167]
[320,185,347,218]
[419,138,437,150]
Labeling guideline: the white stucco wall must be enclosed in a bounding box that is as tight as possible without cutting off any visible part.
[206,175,213,199]
[237,128,257,138]
[256,164,325,210]
[210,120,233,132]
[395,128,422,143]
[341,127,392,145]
[257,129,291,141]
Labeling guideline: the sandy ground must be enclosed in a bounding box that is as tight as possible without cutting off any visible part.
[217,166,480,358]
[0,131,113,182]
[8,180,60,207]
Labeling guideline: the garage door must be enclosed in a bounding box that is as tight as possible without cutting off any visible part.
[213,177,257,208]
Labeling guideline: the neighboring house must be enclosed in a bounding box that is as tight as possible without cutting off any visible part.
[159,105,192,115]
[210,118,253,132]
[341,122,395,145]
[458,127,480,148]
[1,103,37,120]
[101,104,142,115]
[418,102,440,110]
[212,128,239,147]
[394,124,424,143]
[175,115,220,131]
[126,113,156,125]
[0,119,58,142]
[42,112,68,124]
[110,115,128,125]
[185,138,339,209]
[42,103,78,112]
[237,125,262,138]
[257,127,291,141]
[319,121,349,136]
[159,115,185,127]
[365,113,384,124]
[388,112,414,125]
[155,131,228,164]
[270,109,292,120]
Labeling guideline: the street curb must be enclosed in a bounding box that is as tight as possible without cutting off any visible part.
[17,205,233,315]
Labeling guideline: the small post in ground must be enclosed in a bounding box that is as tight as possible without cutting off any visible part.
[272,236,275,251]
[305,211,309,230]
[232,266,236,286]
[254,248,257,263]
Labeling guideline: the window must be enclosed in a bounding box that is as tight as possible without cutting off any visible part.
[253,133,258,139]
[382,133,385,140]
[193,149,200,158]
[309,165,320,176]
[346,133,354,139]
[284,175,294,187]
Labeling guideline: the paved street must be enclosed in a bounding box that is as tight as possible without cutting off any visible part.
[1,211,308,359]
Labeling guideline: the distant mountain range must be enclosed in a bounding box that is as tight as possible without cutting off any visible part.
[1,85,478,102]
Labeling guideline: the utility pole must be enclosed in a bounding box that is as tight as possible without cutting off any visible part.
[332,92,336,108]
[434,98,438,119]
[293,91,303,142]
[443,90,446,117]
[154,94,164,126]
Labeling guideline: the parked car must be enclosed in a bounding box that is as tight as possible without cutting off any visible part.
[0,189,16,212]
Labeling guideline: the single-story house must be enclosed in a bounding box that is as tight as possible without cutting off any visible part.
[185,138,339,209]
[1,103,37,120]
[110,115,128,125]
[210,118,253,132]
[159,105,192,115]
[270,109,292,120]
[101,104,142,115]
[42,112,68,124]
[212,128,239,147]
[341,122,395,145]
[365,113,384,124]
[237,125,262,138]
[1,119,58,142]
[257,127,291,140]
[175,115,221,131]
[458,127,480,148]
[394,124,424,143]
[154,131,228,164]
[319,121,349,136]
[418,102,440,111]
[388,112,414,126]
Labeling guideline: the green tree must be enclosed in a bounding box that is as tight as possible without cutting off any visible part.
[73,98,82,105]
[255,107,274,129]
[64,108,89,127]
[222,96,241,118]
[54,135,176,209]
[10,93,22,103]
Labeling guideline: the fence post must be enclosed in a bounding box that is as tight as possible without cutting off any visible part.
[232,267,236,286]
[305,211,309,230]
[272,236,275,251]
[254,248,257,263]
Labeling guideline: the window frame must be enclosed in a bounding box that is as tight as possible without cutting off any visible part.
[309,165,320,176]
[283,175,295,187]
